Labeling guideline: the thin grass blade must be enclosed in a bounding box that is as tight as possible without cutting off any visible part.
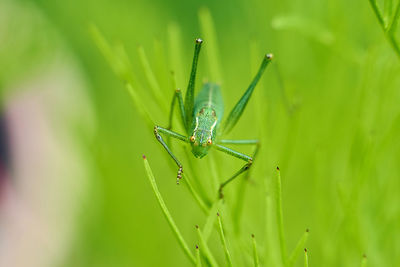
[143,156,195,264]
[183,171,210,214]
[361,254,367,267]
[196,245,202,267]
[265,187,280,266]
[275,167,287,265]
[287,229,309,267]
[90,25,134,83]
[232,175,248,235]
[217,213,233,267]
[184,148,212,205]
[388,1,400,33]
[196,225,220,267]
[90,25,155,126]
[304,249,309,267]
[207,153,221,193]
[198,7,222,82]
[251,234,260,267]
[126,83,155,128]
[167,23,185,88]
[137,45,168,112]
[203,199,223,241]
[368,0,400,58]
[368,0,386,29]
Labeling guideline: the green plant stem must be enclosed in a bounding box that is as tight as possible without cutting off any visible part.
[167,22,185,87]
[196,245,202,267]
[184,149,212,206]
[304,249,309,267]
[90,25,155,127]
[275,167,287,265]
[203,199,223,241]
[137,45,168,113]
[287,229,309,267]
[232,174,248,235]
[368,0,385,29]
[265,190,279,266]
[126,83,155,127]
[198,7,222,82]
[361,254,367,267]
[252,234,260,267]
[217,213,233,267]
[143,156,196,264]
[368,0,400,58]
[388,31,400,57]
[388,1,400,34]
[207,153,221,192]
[183,172,210,214]
[196,225,220,267]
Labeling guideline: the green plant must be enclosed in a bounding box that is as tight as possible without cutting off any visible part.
[91,9,312,266]
[369,0,400,57]
[89,6,387,266]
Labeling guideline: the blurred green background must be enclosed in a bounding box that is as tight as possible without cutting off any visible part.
[1,0,400,266]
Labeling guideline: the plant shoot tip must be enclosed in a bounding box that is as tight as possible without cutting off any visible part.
[304,248,307,252]
[142,154,146,159]
[195,38,203,44]
[195,225,199,229]
[251,234,255,238]
[266,53,274,60]
[196,245,199,249]
[276,166,280,171]
[306,228,309,232]
[363,253,367,258]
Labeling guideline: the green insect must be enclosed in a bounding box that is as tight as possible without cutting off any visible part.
[154,38,273,198]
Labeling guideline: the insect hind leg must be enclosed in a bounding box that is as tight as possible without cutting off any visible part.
[215,142,260,198]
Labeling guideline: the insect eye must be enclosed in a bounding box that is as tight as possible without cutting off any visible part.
[207,139,212,145]
[190,136,195,142]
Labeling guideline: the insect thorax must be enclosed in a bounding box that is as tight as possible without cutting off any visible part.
[189,107,218,158]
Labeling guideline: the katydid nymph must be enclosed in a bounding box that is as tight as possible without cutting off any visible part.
[154,38,273,198]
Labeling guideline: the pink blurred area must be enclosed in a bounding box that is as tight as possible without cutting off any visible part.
[0,65,94,267]
[0,1,95,264]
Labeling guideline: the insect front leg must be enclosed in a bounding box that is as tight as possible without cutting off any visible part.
[214,143,260,198]
[154,126,188,184]
[222,53,273,134]
[168,89,187,131]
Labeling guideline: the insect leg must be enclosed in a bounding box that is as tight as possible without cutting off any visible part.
[222,53,273,134]
[168,89,186,131]
[217,139,259,145]
[154,126,188,184]
[184,38,203,130]
[214,143,260,198]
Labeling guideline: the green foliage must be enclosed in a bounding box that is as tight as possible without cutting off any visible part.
[143,155,196,264]
[92,13,311,265]
[251,234,260,267]
[24,0,400,266]
[368,0,400,57]
[304,249,309,267]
